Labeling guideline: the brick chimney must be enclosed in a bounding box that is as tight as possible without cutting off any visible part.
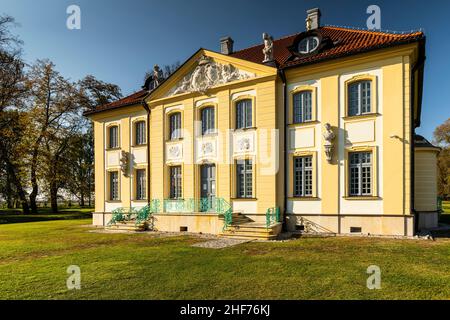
[220,36,234,55]
[306,8,321,31]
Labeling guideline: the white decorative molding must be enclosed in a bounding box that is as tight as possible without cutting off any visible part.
[167,55,256,96]
[231,89,256,101]
[165,104,184,114]
[195,97,218,108]
[166,142,184,163]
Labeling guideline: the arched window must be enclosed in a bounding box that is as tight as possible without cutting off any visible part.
[236,99,252,129]
[135,121,146,145]
[348,80,371,116]
[298,36,319,54]
[169,112,182,140]
[201,107,215,135]
[293,91,312,123]
[108,126,119,149]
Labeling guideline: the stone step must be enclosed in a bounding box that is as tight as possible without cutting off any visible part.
[219,233,278,240]
[105,223,146,231]
[226,226,275,234]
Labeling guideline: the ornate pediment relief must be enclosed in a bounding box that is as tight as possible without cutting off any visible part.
[166,55,256,97]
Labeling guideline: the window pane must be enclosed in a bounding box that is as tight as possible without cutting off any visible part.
[348,81,371,116]
[201,107,215,135]
[361,81,371,114]
[236,159,253,198]
[170,113,181,140]
[170,166,182,199]
[294,156,313,197]
[236,100,252,129]
[135,122,145,145]
[110,172,119,201]
[349,152,372,196]
[293,94,302,124]
[109,126,118,149]
[348,84,359,116]
[136,169,146,200]
[293,91,312,123]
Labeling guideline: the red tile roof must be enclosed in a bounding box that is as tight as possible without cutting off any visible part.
[83,89,148,116]
[85,26,424,116]
[231,26,424,68]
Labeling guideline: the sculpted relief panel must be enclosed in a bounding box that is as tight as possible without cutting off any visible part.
[166,55,256,96]
[166,142,184,163]
[233,131,256,155]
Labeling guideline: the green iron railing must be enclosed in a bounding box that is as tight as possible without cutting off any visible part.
[266,207,281,228]
[108,199,160,226]
[162,198,230,214]
[107,198,233,230]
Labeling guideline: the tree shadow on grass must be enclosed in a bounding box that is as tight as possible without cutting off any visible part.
[0,209,92,225]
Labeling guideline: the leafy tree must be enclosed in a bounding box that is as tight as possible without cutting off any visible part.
[434,118,450,199]
[0,15,29,213]
[25,59,79,213]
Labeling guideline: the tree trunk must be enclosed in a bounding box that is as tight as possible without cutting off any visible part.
[80,189,85,207]
[6,172,13,209]
[5,161,29,214]
[50,181,58,213]
[29,143,41,213]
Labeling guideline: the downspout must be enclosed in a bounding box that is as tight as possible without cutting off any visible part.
[279,69,288,231]
[142,101,151,208]
[411,50,426,234]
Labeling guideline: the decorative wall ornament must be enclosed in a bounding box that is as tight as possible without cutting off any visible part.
[201,142,214,155]
[167,55,255,96]
[120,151,130,177]
[323,123,336,163]
[168,145,181,159]
[238,138,251,152]
[262,33,274,63]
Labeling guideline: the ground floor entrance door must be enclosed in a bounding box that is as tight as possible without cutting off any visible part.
[200,164,216,212]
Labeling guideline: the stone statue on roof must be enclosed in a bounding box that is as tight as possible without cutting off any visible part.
[262,33,274,63]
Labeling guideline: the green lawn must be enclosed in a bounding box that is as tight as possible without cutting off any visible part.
[0,217,449,300]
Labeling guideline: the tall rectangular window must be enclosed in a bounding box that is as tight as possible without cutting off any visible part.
[293,91,312,123]
[348,81,371,116]
[201,107,215,135]
[135,121,146,145]
[236,99,252,129]
[170,166,182,199]
[349,152,372,196]
[136,169,146,200]
[236,159,253,198]
[108,126,119,149]
[169,112,182,140]
[293,156,313,197]
[109,171,119,201]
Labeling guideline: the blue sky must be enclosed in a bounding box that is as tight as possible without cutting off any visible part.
[1,0,449,140]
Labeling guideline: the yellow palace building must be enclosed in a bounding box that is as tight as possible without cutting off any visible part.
[85,8,440,239]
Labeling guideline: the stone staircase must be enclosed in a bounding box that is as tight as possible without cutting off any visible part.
[220,212,282,240]
[105,220,147,232]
